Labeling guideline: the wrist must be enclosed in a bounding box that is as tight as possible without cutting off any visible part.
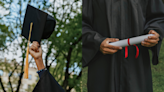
[34,56,42,61]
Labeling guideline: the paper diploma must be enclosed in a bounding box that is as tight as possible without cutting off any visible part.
[109,34,154,47]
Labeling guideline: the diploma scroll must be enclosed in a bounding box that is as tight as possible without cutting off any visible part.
[109,34,154,47]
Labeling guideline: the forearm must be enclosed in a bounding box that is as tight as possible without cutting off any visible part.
[34,57,45,71]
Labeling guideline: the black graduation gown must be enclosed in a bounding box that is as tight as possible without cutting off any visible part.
[33,70,65,92]
[82,0,164,92]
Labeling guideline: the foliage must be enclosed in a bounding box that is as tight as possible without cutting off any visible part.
[41,0,82,91]
[0,24,14,51]
[0,0,82,92]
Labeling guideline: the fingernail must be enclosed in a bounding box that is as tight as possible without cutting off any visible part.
[116,39,119,41]
[119,47,122,49]
[149,36,151,39]
[145,39,148,41]
[142,41,144,44]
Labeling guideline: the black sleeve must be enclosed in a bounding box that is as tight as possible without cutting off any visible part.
[144,0,164,65]
[82,0,107,67]
[33,70,65,92]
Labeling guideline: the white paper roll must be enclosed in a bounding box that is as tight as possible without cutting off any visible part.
[109,34,154,47]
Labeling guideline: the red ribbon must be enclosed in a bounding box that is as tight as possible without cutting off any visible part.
[125,38,139,58]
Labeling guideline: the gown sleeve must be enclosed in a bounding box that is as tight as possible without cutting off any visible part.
[144,0,164,65]
[82,0,107,67]
[33,70,65,92]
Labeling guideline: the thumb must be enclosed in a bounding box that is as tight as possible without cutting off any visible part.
[149,30,154,34]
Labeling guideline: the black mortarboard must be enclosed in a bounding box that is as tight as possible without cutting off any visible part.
[21,4,56,79]
[21,4,56,43]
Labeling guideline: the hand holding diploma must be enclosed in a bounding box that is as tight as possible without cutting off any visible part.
[108,30,159,47]
[141,30,160,47]
[101,30,159,55]
[100,38,122,55]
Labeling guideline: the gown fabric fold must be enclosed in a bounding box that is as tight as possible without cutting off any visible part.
[33,70,65,92]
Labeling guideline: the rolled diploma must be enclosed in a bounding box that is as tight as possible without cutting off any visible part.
[109,34,154,47]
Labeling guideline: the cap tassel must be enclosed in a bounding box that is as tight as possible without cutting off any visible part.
[24,22,33,79]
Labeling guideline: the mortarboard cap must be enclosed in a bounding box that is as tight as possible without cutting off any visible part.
[21,4,56,79]
[21,4,56,43]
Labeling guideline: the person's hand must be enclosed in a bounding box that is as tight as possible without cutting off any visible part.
[29,41,42,60]
[141,30,160,47]
[29,41,45,70]
[100,38,122,55]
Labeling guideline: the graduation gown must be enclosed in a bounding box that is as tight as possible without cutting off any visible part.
[33,70,65,92]
[82,0,164,92]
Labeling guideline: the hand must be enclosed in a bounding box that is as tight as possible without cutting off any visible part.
[29,41,42,60]
[29,41,45,70]
[100,38,122,55]
[141,30,160,47]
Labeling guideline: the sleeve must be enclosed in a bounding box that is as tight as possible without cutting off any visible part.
[33,70,65,92]
[144,0,164,65]
[82,0,107,67]
[37,69,46,78]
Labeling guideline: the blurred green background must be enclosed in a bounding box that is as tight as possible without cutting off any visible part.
[0,0,82,92]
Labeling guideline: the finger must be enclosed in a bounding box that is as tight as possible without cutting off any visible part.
[29,47,36,56]
[141,41,151,46]
[105,45,122,50]
[38,46,42,53]
[30,45,37,52]
[148,36,159,40]
[141,42,151,47]
[33,41,40,47]
[141,41,156,47]
[105,38,119,44]
[31,44,39,52]
[144,39,159,44]
[148,30,154,34]
[33,41,40,50]
[33,44,39,52]
[141,43,155,47]
[149,30,159,37]
[103,48,118,54]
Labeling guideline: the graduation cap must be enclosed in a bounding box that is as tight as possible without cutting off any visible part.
[21,4,56,79]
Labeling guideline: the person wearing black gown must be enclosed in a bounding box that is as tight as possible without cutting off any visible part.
[82,0,164,92]
[29,41,65,92]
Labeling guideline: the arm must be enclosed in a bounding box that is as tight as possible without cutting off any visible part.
[82,0,105,67]
[30,42,65,92]
[82,0,121,67]
[29,41,45,77]
[144,0,164,65]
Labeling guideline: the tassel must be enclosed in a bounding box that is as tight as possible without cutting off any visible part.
[24,22,33,79]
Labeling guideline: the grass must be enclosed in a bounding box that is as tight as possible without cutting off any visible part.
[152,61,164,92]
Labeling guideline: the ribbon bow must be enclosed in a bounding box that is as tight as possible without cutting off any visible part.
[125,38,139,58]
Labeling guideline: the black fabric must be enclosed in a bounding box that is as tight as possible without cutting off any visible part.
[82,0,164,92]
[37,69,46,78]
[21,4,56,43]
[33,70,65,92]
